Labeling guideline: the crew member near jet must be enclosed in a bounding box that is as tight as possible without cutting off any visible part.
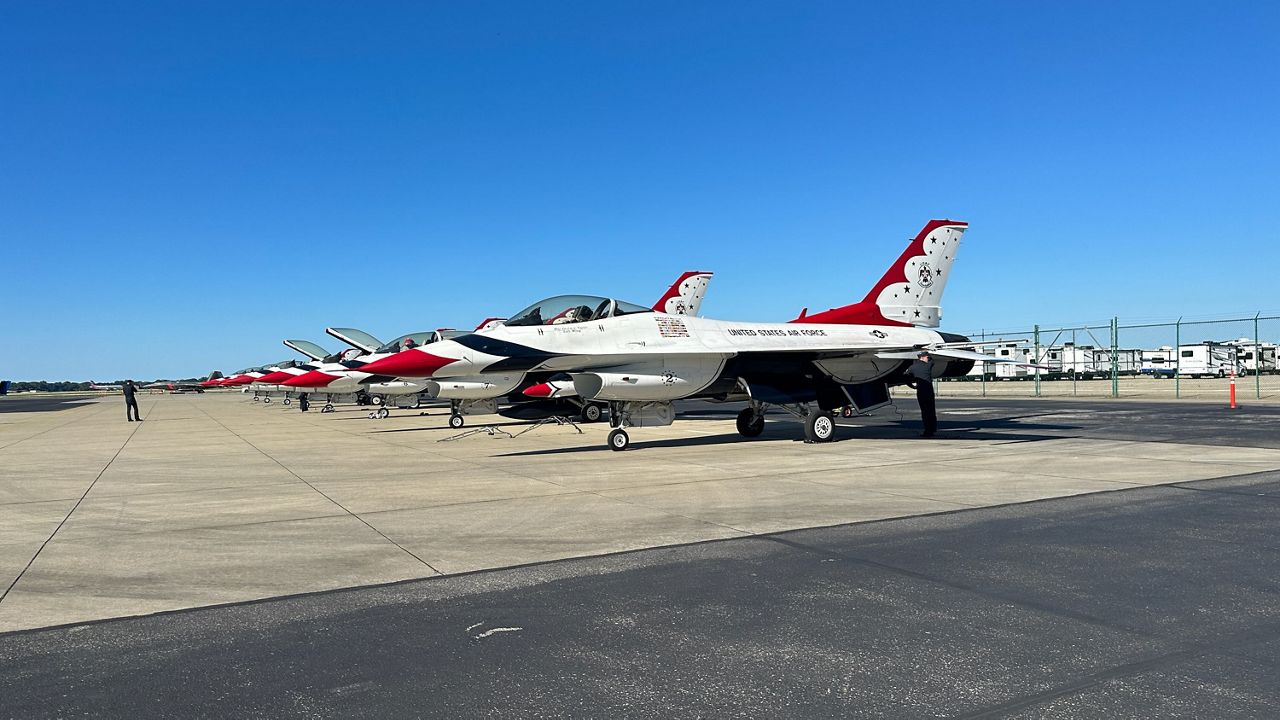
[906,351,936,437]
[298,391,309,412]
[123,379,142,422]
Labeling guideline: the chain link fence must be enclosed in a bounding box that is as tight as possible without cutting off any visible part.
[935,314,1280,400]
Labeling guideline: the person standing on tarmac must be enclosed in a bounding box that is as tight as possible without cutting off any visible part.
[123,380,142,422]
[907,351,937,437]
[298,392,310,412]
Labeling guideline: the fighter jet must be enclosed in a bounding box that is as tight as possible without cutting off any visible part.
[344,271,714,427]
[143,371,224,393]
[275,330,460,416]
[356,220,1019,450]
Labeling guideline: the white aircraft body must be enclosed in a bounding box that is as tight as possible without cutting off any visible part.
[280,271,711,422]
[356,220,1021,449]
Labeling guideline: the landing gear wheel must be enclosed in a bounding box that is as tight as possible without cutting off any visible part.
[841,406,854,418]
[322,404,334,413]
[449,414,465,429]
[263,397,271,404]
[608,428,630,451]
[581,403,603,423]
[283,398,291,406]
[804,411,836,443]
[371,396,384,406]
[253,396,260,402]
[735,408,765,438]
[374,407,389,420]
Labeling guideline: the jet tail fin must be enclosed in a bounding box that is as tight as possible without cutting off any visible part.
[791,219,966,328]
[653,271,713,316]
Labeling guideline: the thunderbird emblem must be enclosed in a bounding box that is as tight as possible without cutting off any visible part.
[871,330,888,339]
[917,262,934,288]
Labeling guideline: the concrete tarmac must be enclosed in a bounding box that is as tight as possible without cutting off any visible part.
[3,392,1280,635]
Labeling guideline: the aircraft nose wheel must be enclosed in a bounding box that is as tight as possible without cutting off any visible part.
[283,398,291,406]
[735,408,765,438]
[263,397,271,404]
[608,428,630,451]
[804,411,836,443]
[321,404,334,413]
[448,414,465,429]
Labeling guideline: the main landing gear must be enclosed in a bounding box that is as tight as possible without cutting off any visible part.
[735,401,837,444]
[735,407,765,437]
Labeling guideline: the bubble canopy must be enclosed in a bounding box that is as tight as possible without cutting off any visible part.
[504,295,652,327]
[375,332,436,354]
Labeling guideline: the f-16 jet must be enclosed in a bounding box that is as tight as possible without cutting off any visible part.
[347,270,714,427]
[356,220,1018,450]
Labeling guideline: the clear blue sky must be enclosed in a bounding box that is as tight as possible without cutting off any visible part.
[3,2,1277,380]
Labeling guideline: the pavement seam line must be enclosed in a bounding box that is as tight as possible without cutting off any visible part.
[763,534,1157,638]
[0,399,114,453]
[0,410,145,606]
[188,398,443,575]
[953,618,1280,719]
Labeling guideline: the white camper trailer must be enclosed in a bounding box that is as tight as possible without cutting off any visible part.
[1141,347,1177,378]
[1175,341,1241,378]
[1226,338,1278,375]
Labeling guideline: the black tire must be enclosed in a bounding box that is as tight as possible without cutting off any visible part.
[581,403,603,423]
[804,411,836,443]
[841,406,854,418]
[377,408,389,420]
[372,396,384,406]
[283,398,291,406]
[449,414,465,429]
[735,408,764,438]
[322,404,334,413]
[608,428,630,451]
[263,397,271,404]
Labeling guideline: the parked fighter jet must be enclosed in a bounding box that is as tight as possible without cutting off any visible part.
[143,371,224,393]
[356,220,1018,449]
[349,270,714,427]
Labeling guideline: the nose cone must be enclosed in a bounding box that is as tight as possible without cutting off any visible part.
[356,350,458,378]
[282,370,340,388]
[256,371,294,384]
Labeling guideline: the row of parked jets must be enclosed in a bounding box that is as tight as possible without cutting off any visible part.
[198,219,1024,450]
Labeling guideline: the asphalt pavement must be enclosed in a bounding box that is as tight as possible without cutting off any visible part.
[3,468,1278,718]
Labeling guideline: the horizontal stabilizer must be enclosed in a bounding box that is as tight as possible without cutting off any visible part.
[876,348,1024,364]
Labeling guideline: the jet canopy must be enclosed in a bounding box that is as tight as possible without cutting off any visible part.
[504,295,651,327]
[375,332,436,354]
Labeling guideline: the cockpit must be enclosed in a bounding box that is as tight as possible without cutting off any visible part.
[375,332,436,354]
[504,295,652,327]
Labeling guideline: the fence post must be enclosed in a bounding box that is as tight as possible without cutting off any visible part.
[1175,317,1181,399]
[1071,328,1077,396]
[1111,317,1119,397]
[1256,313,1262,400]
[981,329,986,398]
[1034,324,1042,398]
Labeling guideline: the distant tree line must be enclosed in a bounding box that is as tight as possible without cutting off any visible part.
[8,381,98,392]
[2,379,203,393]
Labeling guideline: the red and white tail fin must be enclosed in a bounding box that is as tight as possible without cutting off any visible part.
[792,219,967,328]
[653,271,713,316]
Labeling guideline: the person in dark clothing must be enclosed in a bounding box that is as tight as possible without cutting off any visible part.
[123,380,142,422]
[907,351,936,437]
[298,392,310,412]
